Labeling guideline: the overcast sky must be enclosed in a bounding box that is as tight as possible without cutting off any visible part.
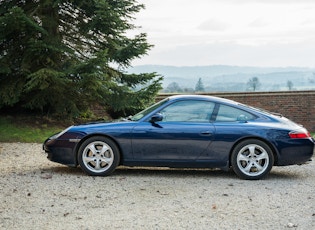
[130,0,315,67]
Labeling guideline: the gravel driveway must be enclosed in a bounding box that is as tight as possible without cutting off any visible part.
[0,143,314,229]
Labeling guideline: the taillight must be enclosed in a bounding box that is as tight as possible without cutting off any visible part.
[289,131,311,139]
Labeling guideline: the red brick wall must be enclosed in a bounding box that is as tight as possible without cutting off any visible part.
[157,91,315,132]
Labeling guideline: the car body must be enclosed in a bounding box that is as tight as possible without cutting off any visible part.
[43,95,314,180]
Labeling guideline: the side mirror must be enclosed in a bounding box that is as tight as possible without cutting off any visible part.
[150,113,163,123]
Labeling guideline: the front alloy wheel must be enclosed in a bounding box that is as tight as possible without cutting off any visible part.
[78,136,120,176]
[231,139,274,180]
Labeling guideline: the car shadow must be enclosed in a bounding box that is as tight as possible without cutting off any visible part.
[45,165,237,179]
[267,170,303,180]
[114,166,237,179]
[44,165,304,181]
[44,165,84,176]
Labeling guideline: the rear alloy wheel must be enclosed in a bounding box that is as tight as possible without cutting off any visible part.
[78,136,120,176]
[231,139,274,180]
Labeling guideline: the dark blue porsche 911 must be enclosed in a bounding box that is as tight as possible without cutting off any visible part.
[43,95,314,180]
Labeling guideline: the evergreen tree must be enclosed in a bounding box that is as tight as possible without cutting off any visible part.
[195,78,205,92]
[287,80,293,90]
[0,0,162,117]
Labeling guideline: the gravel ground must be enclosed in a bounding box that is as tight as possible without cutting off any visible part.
[0,143,314,230]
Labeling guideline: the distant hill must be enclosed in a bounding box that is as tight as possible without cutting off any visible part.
[128,65,315,92]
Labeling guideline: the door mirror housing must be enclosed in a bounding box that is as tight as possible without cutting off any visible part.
[150,113,163,123]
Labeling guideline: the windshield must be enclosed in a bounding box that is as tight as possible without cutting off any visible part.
[130,98,169,121]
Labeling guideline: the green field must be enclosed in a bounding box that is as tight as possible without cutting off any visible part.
[0,116,67,143]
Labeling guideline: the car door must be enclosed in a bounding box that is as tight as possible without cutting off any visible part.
[131,100,215,160]
[208,104,258,158]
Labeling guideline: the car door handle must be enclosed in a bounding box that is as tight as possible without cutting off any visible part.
[200,131,213,136]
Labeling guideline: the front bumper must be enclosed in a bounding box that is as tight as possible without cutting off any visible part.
[43,138,78,167]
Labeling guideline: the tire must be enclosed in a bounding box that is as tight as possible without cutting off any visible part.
[231,139,274,180]
[78,136,120,176]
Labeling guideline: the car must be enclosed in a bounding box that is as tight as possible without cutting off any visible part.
[43,95,314,180]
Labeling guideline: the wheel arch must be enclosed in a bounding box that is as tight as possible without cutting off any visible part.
[228,136,279,167]
[74,134,124,166]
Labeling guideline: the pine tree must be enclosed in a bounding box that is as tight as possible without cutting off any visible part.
[0,0,162,117]
[287,80,293,90]
[195,78,205,92]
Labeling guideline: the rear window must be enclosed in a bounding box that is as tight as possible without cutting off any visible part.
[215,104,256,122]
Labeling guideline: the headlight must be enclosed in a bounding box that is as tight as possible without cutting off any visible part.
[50,126,73,140]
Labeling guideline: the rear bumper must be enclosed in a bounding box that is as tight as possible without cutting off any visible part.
[276,141,314,166]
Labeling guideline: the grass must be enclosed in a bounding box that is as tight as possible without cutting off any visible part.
[0,115,68,143]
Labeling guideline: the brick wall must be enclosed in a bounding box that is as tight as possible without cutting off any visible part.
[157,91,315,132]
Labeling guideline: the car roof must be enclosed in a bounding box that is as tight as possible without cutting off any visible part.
[167,94,239,105]
[165,94,277,120]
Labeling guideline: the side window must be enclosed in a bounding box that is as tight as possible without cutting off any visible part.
[215,104,256,122]
[160,100,215,122]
